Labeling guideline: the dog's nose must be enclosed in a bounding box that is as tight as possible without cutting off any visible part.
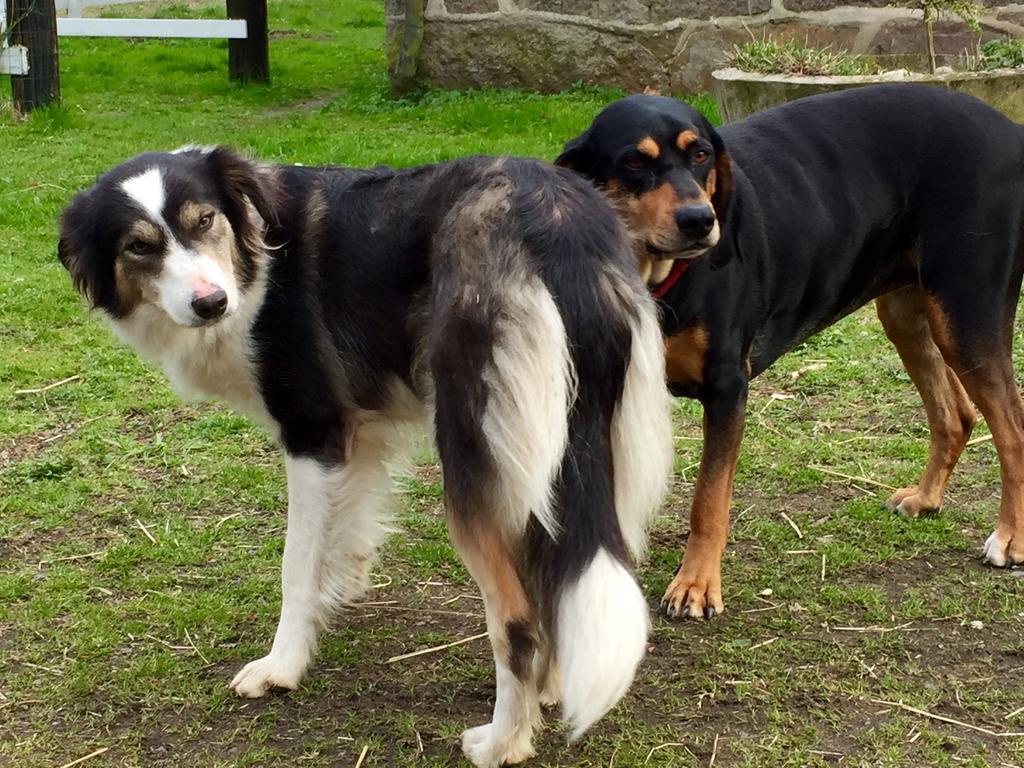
[675,205,716,239]
[191,288,228,320]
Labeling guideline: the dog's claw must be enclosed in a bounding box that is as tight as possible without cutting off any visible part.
[661,555,725,622]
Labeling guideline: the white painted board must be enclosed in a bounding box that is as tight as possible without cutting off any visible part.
[56,18,248,38]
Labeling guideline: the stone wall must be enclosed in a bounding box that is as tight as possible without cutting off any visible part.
[385,0,1024,93]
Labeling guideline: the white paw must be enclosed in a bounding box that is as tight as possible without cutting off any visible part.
[984,530,1009,567]
[981,529,1024,568]
[461,723,535,768]
[229,653,306,698]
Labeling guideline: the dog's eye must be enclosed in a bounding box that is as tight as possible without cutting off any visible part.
[126,239,156,256]
[692,150,710,164]
[624,157,647,171]
[197,212,214,231]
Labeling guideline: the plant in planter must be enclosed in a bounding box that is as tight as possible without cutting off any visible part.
[976,37,1024,69]
[904,0,982,73]
[728,38,877,77]
[712,1,1024,123]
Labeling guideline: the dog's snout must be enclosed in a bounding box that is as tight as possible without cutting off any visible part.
[191,288,228,320]
[675,205,716,239]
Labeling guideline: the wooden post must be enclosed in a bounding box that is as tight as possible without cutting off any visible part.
[226,0,268,83]
[390,0,423,95]
[7,0,60,114]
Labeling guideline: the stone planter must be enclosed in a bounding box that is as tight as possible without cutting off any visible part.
[713,66,1024,123]
[387,1,1024,94]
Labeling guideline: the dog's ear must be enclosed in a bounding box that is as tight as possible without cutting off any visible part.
[58,189,120,313]
[205,146,281,230]
[555,132,596,179]
[705,122,741,271]
[205,147,284,275]
[57,202,85,285]
[707,124,733,229]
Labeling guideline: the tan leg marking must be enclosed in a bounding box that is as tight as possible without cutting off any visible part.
[975,394,1024,566]
[662,405,743,619]
[876,288,977,517]
[450,522,533,663]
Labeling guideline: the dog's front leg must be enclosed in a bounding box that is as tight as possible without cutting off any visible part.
[662,378,747,620]
[230,454,342,698]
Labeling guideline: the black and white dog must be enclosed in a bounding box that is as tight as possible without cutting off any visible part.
[57,146,673,765]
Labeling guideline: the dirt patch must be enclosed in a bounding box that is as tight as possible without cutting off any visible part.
[263,92,341,118]
[0,428,65,471]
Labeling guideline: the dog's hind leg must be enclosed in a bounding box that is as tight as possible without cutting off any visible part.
[430,275,564,764]
[876,285,977,517]
[929,309,1024,567]
[916,225,1024,567]
[451,521,540,768]
[231,419,404,698]
[922,304,1024,566]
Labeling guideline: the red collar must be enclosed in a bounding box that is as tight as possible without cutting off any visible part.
[651,258,689,299]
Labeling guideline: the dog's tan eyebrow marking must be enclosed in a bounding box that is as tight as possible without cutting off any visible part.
[179,200,213,229]
[637,137,660,159]
[677,130,699,150]
[122,219,161,244]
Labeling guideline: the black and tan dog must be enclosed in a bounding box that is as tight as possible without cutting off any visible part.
[558,84,1024,620]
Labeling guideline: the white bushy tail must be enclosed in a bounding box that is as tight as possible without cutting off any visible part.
[557,548,650,740]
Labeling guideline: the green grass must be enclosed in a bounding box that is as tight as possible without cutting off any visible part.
[2,1,1024,766]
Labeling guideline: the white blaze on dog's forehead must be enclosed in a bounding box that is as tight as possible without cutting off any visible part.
[120,167,166,222]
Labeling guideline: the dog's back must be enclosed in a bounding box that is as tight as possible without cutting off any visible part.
[718,85,1024,366]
